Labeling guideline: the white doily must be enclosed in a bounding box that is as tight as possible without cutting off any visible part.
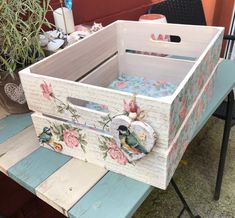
[4,83,26,104]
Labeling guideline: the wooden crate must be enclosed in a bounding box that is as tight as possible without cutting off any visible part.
[20,21,223,189]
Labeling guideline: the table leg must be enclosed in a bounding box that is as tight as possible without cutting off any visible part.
[171,179,201,218]
[214,90,234,201]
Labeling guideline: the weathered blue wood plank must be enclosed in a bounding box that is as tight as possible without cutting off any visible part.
[8,147,71,194]
[68,172,153,218]
[0,113,32,144]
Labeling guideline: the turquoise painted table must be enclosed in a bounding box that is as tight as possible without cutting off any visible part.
[0,59,235,217]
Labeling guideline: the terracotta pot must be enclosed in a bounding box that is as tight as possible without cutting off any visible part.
[0,71,30,114]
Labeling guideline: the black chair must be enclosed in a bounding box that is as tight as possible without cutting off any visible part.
[148,0,235,201]
[148,0,206,25]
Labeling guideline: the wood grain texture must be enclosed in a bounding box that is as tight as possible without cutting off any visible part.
[0,113,32,144]
[117,21,221,57]
[80,54,119,87]
[0,125,36,156]
[8,147,71,193]
[68,172,153,218]
[119,52,195,85]
[0,126,38,174]
[36,158,107,216]
[28,23,117,81]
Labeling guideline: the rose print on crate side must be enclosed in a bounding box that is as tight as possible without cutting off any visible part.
[198,74,205,89]
[179,96,187,120]
[116,81,127,89]
[98,136,128,165]
[40,81,53,100]
[40,81,80,123]
[63,129,80,148]
[38,122,87,153]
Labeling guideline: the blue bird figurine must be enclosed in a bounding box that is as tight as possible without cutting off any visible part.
[39,127,52,144]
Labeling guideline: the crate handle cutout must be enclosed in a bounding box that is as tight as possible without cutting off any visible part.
[123,33,197,60]
[67,97,110,114]
[125,32,196,61]
[41,113,112,136]
[150,34,181,43]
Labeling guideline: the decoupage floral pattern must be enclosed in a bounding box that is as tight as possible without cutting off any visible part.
[98,136,129,165]
[169,35,223,143]
[98,97,156,164]
[40,81,80,122]
[39,122,87,153]
[167,76,215,182]
[98,96,144,131]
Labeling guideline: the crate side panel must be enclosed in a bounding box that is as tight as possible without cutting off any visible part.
[117,22,219,58]
[168,31,223,146]
[30,23,118,81]
[165,67,216,187]
[32,113,168,189]
[20,72,171,148]
[119,52,195,85]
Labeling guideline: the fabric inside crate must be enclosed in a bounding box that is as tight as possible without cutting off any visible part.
[86,74,177,112]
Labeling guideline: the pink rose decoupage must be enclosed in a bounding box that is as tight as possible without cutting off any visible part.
[39,81,80,123]
[38,81,87,153]
[167,76,214,183]
[169,37,221,144]
[63,129,80,148]
[99,136,129,165]
[38,122,87,153]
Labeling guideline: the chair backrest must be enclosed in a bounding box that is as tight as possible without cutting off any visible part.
[148,0,206,26]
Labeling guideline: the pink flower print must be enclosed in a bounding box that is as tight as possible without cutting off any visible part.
[208,58,215,73]
[101,104,108,110]
[40,81,53,100]
[179,97,187,120]
[198,99,205,113]
[108,143,128,165]
[123,99,140,114]
[184,122,189,132]
[63,129,79,148]
[198,74,205,89]
[156,80,167,85]
[183,142,189,152]
[116,81,127,89]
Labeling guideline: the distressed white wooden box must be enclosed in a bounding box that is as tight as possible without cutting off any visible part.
[20,21,224,189]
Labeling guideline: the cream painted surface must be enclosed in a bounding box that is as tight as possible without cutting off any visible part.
[36,158,107,216]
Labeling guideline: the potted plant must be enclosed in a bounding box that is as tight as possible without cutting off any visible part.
[0,0,52,114]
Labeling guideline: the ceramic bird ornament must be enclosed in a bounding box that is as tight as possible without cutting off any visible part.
[39,127,52,144]
[117,125,148,155]
[110,114,156,162]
